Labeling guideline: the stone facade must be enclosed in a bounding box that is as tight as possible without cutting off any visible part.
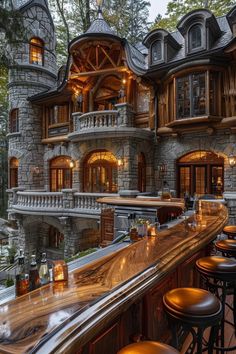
[7,2,236,260]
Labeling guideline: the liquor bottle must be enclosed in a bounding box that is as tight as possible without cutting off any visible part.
[15,249,29,297]
[29,254,41,291]
[39,253,50,285]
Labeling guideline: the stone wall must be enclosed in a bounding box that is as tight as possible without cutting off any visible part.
[154,129,236,193]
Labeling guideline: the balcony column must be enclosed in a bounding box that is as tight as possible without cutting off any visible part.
[115,103,134,127]
[62,189,76,209]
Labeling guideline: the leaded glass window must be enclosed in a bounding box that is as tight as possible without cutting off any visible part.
[176,73,206,119]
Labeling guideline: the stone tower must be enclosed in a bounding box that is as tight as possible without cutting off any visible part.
[8,0,57,189]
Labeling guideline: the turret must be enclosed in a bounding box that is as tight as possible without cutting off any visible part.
[8,0,57,190]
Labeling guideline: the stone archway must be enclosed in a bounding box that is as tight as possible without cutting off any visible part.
[177,150,224,198]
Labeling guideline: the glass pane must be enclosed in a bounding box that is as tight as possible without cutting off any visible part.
[189,24,202,50]
[179,167,190,198]
[57,169,63,191]
[211,166,223,197]
[177,77,190,118]
[151,41,162,63]
[210,72,217,115]
[64,169,71,189]
[51,169,57,192]
[195,167,205,195]
[192,73,206,116]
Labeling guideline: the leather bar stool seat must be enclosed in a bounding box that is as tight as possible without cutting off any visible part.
[215,239,236,258]
[223,225,236,239]
[163,287,222,354]
[196,255,236,352]
[196,256,236,281]
[117,341,179,354]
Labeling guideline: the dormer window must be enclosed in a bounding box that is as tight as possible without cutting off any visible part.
[151,40,162,64]
[188,24,202,52]
[29,37,44,65]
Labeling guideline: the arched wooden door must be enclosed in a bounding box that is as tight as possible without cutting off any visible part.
[50,156,72,192]
[83,151,118,193]
[177,151,224,198]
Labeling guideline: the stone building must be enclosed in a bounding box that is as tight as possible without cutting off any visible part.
[7,0,236,259]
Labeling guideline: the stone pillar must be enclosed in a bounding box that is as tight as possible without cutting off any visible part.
[223,192,236,224]
[59,217,78,258]
[62,189,76,209]
[115,103,134,127]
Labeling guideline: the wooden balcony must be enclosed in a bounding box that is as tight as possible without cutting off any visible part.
[7,189,117,217]
[69,103,154,141]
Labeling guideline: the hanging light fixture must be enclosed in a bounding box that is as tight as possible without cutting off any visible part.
[229,154,236,167]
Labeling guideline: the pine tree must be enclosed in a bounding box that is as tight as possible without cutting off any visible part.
[126,0,150,44]
[153,0,235,32]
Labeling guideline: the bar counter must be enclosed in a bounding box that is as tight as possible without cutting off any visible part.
[0,201,228,354]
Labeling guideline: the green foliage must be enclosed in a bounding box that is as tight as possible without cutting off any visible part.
[65,248,97,263]
[5,275,14,287]
[152,0,235,32]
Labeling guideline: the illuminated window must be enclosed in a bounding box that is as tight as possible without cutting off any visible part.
[29,37,44,65]
[9,109,19,133]
[189,24,202,51]
[177,151,224,198]
[9,157,18,188]
[50,156,72,192]
[84,150,118,193]
[48,226,64,249]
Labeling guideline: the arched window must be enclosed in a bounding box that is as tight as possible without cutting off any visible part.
[29,37,44,65]
[138,153,146,192]
[48,226,64,249]
[83,150,118,193]
[9,157,19,188]
[189,24,202,51]
[177,150,224,198]
[151,40,162,64]
[50,156,73,192]
[9,109,19,133]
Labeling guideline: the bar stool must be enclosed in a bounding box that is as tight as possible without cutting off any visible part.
[222,225,236,239]
[163,287,222,354]
[196,256,236,351]
[215,239,236,258]
[117,341,179,354]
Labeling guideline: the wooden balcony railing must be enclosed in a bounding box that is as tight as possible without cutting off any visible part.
[7,189,117,216]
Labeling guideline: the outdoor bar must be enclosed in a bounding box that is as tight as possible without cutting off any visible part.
[0,200,227,354]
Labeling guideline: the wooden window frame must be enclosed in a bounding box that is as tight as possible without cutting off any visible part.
[188,24,204,53]
[9,109,19,133]
[50,156,72,192]
[29,37,44,66]
[9,157,18,188]
[150,40,163,65]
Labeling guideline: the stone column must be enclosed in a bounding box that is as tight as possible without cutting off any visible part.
[223,192,236,224]
[115,103,134,127]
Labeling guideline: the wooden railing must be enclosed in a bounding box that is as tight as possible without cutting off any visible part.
[7,189,117,216]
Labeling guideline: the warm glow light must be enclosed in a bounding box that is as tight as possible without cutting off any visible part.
[118,159,123,167]
[69,160,75,169]
[122,78,127,85]
[229,155,236,167]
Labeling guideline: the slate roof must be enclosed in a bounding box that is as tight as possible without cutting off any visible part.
[86,10,116,36]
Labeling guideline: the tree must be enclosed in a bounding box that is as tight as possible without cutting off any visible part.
[152,0,235,32]
[127,0,151,44]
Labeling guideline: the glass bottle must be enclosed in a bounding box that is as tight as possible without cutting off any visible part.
[15,249,29,297]
[39,253,50,285]
[29,254,41,291]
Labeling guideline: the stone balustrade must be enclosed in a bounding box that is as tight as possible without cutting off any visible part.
[7,189,117,216]
[72,103,134,133]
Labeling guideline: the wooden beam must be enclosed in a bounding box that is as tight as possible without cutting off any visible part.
[70,66,127,78]
[100,46,117,68]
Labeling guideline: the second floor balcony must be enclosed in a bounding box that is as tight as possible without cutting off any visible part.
[69,103,153,141]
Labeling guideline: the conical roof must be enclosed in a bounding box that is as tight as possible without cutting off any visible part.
[86,9,116,36]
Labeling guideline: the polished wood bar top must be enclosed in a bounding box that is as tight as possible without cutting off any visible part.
[0,202,227,354]
[97,196,184,209]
